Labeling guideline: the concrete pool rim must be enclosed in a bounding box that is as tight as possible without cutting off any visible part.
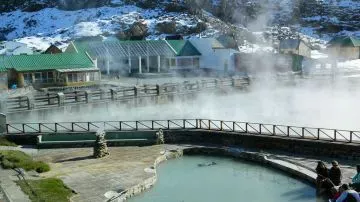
[108,146,317,202]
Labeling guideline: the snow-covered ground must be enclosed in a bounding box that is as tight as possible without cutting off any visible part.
[0,3,213,52]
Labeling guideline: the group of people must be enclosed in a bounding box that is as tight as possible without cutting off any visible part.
[315,160,360,202]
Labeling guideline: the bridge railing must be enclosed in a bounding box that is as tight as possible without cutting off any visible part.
[5,119,360,144]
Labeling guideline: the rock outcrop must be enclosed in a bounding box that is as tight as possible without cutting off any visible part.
[93,130,109,158]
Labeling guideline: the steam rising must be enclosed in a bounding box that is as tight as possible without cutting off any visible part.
[8,78,360,131]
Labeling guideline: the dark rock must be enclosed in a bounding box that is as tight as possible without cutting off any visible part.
[116,22,148,40]
[23,2,47,12]
[156,21,176,34]
[0,33,6,41]
[57,0,111,10]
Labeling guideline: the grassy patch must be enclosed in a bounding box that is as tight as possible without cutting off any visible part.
[16,178,74,202]
[0,150,50,173]
[0,137,17,146]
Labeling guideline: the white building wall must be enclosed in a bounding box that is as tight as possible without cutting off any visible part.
[189,38,238,72]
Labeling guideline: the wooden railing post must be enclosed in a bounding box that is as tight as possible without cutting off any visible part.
[156,84,160,96]
[110,89,117,100]
[85,91,92,103]
[57,93,65,106]
[27,96,34,110]
[134,87,138,97]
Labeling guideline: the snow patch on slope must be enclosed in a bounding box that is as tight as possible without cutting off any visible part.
[0,5,212,51]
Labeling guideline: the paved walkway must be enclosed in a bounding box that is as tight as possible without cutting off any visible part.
[0,168,30,202]
[0,146,38,202]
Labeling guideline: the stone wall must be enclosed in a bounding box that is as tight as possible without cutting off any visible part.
[164,130,360,160]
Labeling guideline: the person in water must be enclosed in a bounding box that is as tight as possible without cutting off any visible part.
[350,165,360,192]
[330,160,342,186]
[197,162,217,167]
[335,184,360,202]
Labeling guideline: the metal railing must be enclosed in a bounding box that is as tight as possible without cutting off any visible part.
[5,119,360,144]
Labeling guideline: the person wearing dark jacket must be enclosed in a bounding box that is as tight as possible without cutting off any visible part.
[316,161,332,195]
[329,160,342,186]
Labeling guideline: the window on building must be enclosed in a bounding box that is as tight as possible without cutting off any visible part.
[23,73,32,84]
[171,58,176,67]
[47,72,54,83]
[193,58,200,68]
[68,73,78,83]
[90,72,95,81]
[177,58,193,67]
[34,72,42,82]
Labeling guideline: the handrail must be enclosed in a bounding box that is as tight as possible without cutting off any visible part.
[5,119,360,144]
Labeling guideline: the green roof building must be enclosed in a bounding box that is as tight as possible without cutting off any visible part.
[327,36,360,60]
[165,40,201,70]
[3,52,100,88]
[66,39,203,74]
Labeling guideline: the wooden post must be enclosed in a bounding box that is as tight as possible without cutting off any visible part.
[57,92,65,106]
[110,89,117,100]
[85,90,92,103]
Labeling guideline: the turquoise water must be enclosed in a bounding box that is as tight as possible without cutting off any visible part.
[128,155,316,202]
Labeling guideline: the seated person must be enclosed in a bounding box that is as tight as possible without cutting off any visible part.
[336,184,360,202]
[330,161,342,186]
[351,165,360,192]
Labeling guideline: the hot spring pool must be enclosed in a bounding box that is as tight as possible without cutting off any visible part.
[128,155,316,202]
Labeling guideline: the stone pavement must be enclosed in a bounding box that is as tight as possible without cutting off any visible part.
[35,146,166,202]
[0,168,31,202]
[0,146,37,202]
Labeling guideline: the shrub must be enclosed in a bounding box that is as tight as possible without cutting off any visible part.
[16,178,74,202]
[0,151,50,173]
[1,159,14,169]
[0,137,17,147]
[34,162,50,173]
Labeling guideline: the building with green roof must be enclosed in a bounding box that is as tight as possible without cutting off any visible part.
[66,38,206,75]
[165,40,201,70]
[4,52,100,88]
[327,36,360,60]
[66,39,176,75]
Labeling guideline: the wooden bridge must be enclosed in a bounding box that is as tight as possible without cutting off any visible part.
[2,77,249,113]
[4,119,360,144]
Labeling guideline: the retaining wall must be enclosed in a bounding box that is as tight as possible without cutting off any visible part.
[164,130,360,160]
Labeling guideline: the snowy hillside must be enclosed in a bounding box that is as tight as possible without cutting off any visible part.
[0,3,215,51]
[1,0,360,52]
